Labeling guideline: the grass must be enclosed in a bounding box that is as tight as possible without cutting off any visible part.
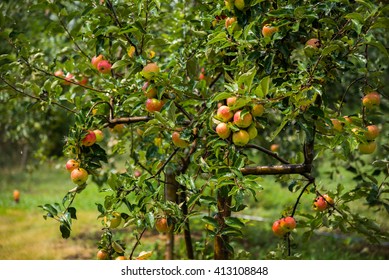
[0,159,388,260]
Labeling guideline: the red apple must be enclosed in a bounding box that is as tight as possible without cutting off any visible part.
[155,217,173,233]
[362,92,380,109]
[226,96,237,107]
[145,98,164,112]
[82,130,96,146]
[305,38,321,49]
[233,110,253,128]
[216,122,231,139]
[91,54,104,69]
[364,125,379,140]
[13,190,20,203]
[63,73,74,85]
[280,216,296,232]
[54,70,64,77]
[216,105,233,122]
[313,196,327,211]
[97,249,108,260]
[272,220,287,237]
[70,168,89,185]
[66,159,79,172]
[262,24,278,37]
[93,129,104,142]
[97,60,112,74]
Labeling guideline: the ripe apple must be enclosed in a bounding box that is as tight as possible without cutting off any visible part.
[247,124,257,140]
[93,129,104,142]
[305,38,321,49]
[66,159,79,172]
[270,144,280,152]
[155,217,173,233]
[364,125,379,140]
[262,24,278,37]
[362,92,380,109]
[232,130,250,146]
[280,216,296,232]
[323,194,334,206]
[358,141,377,154]
[226,96,237,107]
[225,17,237,29]
[104,212,122,229]
[251,104,264,117]
[145,98,164,112]
[172,131,189,148]
[54,70,64,78]
[78,77,88,86]
[97,249,108,260]
[142,81,158,98]
[313,196,327,211]
[62,73,74,85]
[343,116,353,124]
[331,119,343,132]
[216,122,231,139]
[134,169,142,178]
[91,54,104,69]
[233,110,253,128]
[234,0,245,10]
[141,63,160,80]
[115,256,127,260]
[97,60,112,74]
[13,190,20,203]
[70,168,89,185]
[216,105,233,122]
[82,130,96,146]
[272,220,287,237]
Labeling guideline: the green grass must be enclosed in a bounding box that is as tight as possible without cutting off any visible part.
[0,159,388,260]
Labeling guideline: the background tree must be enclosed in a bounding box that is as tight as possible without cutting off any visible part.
[1,0,388,260]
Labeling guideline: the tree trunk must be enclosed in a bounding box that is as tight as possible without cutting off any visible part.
[214,186,232,260]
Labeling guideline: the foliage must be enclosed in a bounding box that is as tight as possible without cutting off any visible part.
[1,0,388,259]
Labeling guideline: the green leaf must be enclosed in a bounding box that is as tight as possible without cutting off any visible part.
[207,32,227,45]
[321,45,339,56]
[60,223,71,239]
[225,217,245,229]
[111,60,130,69]
[366,40,389,58]
[237,67,256,92]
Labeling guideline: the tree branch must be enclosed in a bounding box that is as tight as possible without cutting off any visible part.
[240,164,311,175]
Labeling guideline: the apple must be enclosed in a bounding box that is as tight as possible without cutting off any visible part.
[104,212,122,229]
[225,17,237,29]
[97,249,108,260]
[358,141,377,154]
[234,0,245,10]
[78,77,88,86]
[313,196,327,211]
[70,168,89,185]
[362,91,380,109]
[216,122,231,139]
[66,159,79,172]
[247,124,257,140]
[155,217,173,233]
[270,144,280,152]
[232,130,250,146]
[226,96,237,107]
[272,220,287,237]
[82,130,96,146]
[216,105,233,122]
[145,98,164,112]
[13,190,20,203]
[134,170,142,178]
[331,119,343,132]
[343,116,353,124]
[127,46,136,58]
[251,104,264,117]
[280,216,296,232]
[142,81,158,98]
[323,194,334,206]
[305,38,321,49]
[262,24,278,37]
[172,131,189,148]
[110,124,124,134]
[364,125,379,140]
[93,129,104,142]
[199,72,205,80]
[233,110,253,128]
[115,256,127,260]
[141,63,160,80]
[54,70,64,77]
[91,54,104,69]
[97,60,112,74]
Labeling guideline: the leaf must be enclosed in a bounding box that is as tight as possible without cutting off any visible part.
[225,217,245,229]
[207,32,227,45]
[237,67,256,92]
[321,45,339,56]
[111,60,129,69]
[60,223,71,239]
[67,207,77,220]
[366,40,389,58]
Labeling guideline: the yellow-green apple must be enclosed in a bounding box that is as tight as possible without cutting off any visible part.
[216,122,231,139]
[141,63,160,80]
[247,124,257,140]
[13,189,20,203]
[97,60,112,74]
[262,24,278,37]
[362,92,380,109]
[272,219,287,237]
[110,124,124,134]
[331,118,343,132]
[91,54,104,69]
[280,216,296,232]
[172,131,189,148]
[145,98,164,112]
[226,96,237,107]
[66,159,79,172]
[216,105,233,122]
[70,168,89,185]
[232,130,250,146]
[97,249,108,260]
[234,0,245,10]
[364,125,379,140]
[251,104,264,117]
[82,130,96,146]
[313,196,327,211]
[305,38,321,49]
[93,129,104,142]
[104,212,122,229]
[155,217,173,233]
[233,110,253,128]
[358,141,377,154]
[142,81,158,98]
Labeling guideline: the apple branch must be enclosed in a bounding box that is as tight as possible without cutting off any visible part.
[58,17,90,60]
[240,164,311,176]
[245,144,289,164]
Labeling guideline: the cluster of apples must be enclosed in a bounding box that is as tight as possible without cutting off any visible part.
[214,96,264,146]
[140,62,164,113]
[65,129,104,185]
[91,54,112,74]
[271,216,297,237]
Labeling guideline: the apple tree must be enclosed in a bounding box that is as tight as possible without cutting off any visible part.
[1,0,388,259]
